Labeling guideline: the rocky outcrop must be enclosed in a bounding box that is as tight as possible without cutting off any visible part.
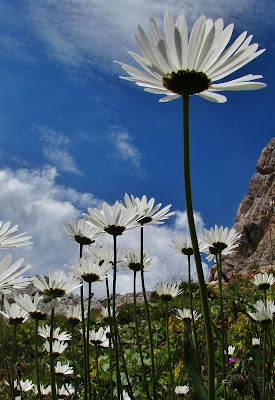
[209,138,275,281]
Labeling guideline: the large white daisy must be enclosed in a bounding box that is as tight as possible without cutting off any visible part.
[117,12,266,103]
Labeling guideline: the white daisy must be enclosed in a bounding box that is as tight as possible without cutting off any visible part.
[43,340,68,355]
[122,391,131,400]
[177,308,201,321]
[32,384,52,396]
[89,326,110,347]
[227,345,236,356]
[58,383,75,397]
[248,300,275,323]
[123,193,175,225]
[252,337,261,347]
[32,269,82,299]
[101,306,117,320]
[15,293,58,320]
[54,361,73,375]
[201,225,242,261]
[154,282,182,301]
[83,201,138,236]
[117,12,265,103]
[0,221,32,248]
[16,379,34,392]
[65,304,85,325]
[0,299,29,324]
[64,218,103,246]
[171,234,205,256]
[0,254,31,295]
[174,385,190,396]
[64,257,112,283]
[38,325,72,341]
[251,272,275,290]
[120,248,157,271]
[83,243,114,264]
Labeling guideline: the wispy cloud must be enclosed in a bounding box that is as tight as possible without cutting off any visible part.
[110,127,143,178]
[38,127,82,175]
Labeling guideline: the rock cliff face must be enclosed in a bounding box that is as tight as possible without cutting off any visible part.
[209,138,275,281]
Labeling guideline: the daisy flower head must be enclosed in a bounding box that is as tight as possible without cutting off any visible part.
[64,218,103,246]
[171,234,205,256]
[248,300,275,324]
[64,257,112,283]
[0,221,32,248]
[32,384,52,396]
[117,12,266,104]
[32,269,82,299]
[201,225,242,261]
[58,383,75,397]
[121,248,157,271]
[123,193,175,225]
[251,272,275,291]
[89,326,110,347]
[15,293,59,321]
[16,379,34,392]
[38,325,72,341]
[83,201,138,236]
[174,385,190,396]
[65,304,84,326]
[122,391,131,400]
[177,308,201,321]
[83,243,115,265]
[43,339,68,355]
[54,361,73,375]
[101,306,117,322]
[154,282,182,301]
[0,254,31,295]
[227,345,236,356]
[252,337,261,347]
[0,299,29,324]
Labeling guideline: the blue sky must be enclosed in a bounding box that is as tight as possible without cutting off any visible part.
[0,0,274,296]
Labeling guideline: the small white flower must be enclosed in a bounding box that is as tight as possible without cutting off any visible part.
[201,225,242,261]
[251,272,275,290]
[32,384,52,396]
[0,221,32,248]
[89,327,110,347]
[83,243,115,264]
[227,345,236,356]
[64,257,112,283]
[54,361,74,375]
[32,269,82,298]
[122,390,131,400]
[0,300,29,324]
[15,293,58,320]
[121,248,157,271]
[0,254,31,295]
[252,337,261,347]
[248,300,275,322]
[154,282,182,301]
[43,340,68,355]
[174,385,190,395]
[38,325,72,341]
[65,304,85,325]
[64,218,103,245]
[58,383,75,396]
[177,308,201,321]
[17,379,34,392]
[171,234,205,256]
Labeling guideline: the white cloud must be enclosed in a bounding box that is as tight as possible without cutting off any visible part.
[0,165,210,298]
[39,127,81,175]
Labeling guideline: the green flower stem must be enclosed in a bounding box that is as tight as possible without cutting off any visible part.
[0,295,4,357]
[133,270,151,399]
[165,301,174,399]
[182,93,214,400]
[140,226,156,400]
[72,325,77,400]
[262,326,267,400]
[105,279,114,400]
[11,323,17,400]
[188,254,200,371]
[80,243,88,400]
[216,252,227,400]
[95,345,102,400]
[112,234,122,400]
[35,319,42,400]
[86,281,92,400]
[49,308,57,400]
[117,327,134,399]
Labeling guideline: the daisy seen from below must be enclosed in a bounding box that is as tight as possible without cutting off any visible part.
[32,269,82,299]
[155,282,182,301]
[123,193,175,225]
[43,339,68,355]
[177,308,201,321]
[0,299,29,324]
[64,257,112,283]
[54,361,73,375]
[248,299,275,323]
[117,12,266,103]
[252,337,261,347]
[83,242,115,264]
[83,201,138,237]
[174,385,190,396]
[15,293,58,320]
[251,272,275,290]
[89,326,110,347]
[58,383,75,397]
[32,384,52,396]
[64,218,103,246]
[201,225,242,261]
[38,325,72,341]
[0,221,32,248]
[65,304,84,326]
[171,234,205,256]
[0,254,31,294]
[121,248,157,271]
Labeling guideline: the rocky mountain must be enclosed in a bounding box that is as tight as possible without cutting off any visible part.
[209,138,275,282]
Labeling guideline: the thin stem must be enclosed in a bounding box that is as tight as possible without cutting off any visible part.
[117,328,134,399]
[188,254,200,371]
[112,234,122,400]
[95,345,102,400]
[133,270,151,399]
[165,301,174,399]
[80,242,88,400]
[140,226,156,400]
[182,94,214,400]
[105,279,114,400]
[72,325,77,400]
[35,319,42,400]
[87,281,92,400]
[11,323,17,400]
[263,326,267,400]
[49,308,56,400]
